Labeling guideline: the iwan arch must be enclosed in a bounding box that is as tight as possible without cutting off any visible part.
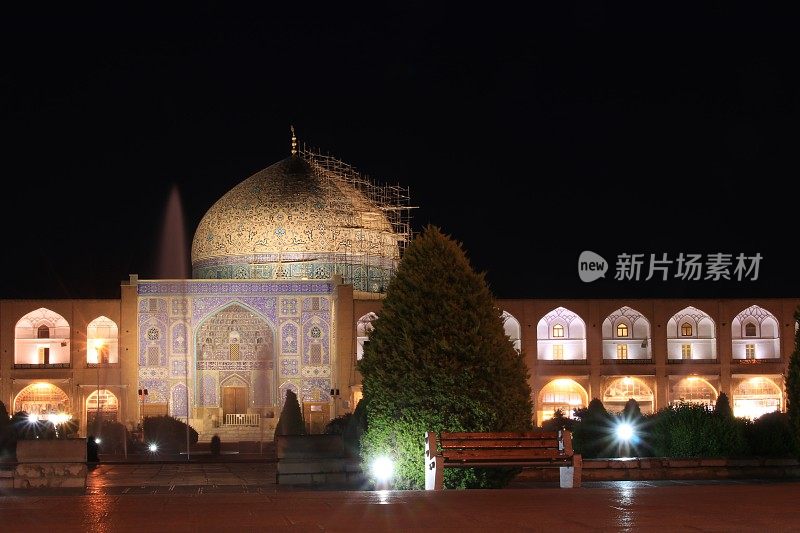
[1,139,798,440]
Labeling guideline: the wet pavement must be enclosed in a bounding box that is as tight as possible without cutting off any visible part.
[1,463,800,531]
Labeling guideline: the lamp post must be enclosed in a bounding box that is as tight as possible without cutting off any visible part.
[93,340,104,430]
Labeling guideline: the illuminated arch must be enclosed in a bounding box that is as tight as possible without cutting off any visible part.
[537,378,588,425]
[14,382,71,419]
[602,377,654,414]
[731,305,780,360]
[502,311,522,353]
[601,307,652,360]
[356,312,378,361]
[536,307,587,360]
[86,389,119,424]
[670,377,718,406]
[14,308,71,365]
[194,301,276,411]
[732,377,782,419]
[667,306,717,360]
[87,316,119,364]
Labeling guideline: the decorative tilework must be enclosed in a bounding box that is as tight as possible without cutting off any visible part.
[171,360,187,377]
[196,361,266,371]
[172,323,187,354]
[302,318,329,365]
[301,366,330,377]
[192,297,232,324]
[200,375,218,407]
[280,298,298,316]
[281,322,298,354]
[280,358,299,376]
[138,314,167,367]
[171,384,188,417]
[139,367,167,380]
[301,378,331,402]
[139,298,167,314]
[302,296,331,312]
[171,298,189,316]
[139,379,167,403]
[220,374,249,388]
[139,280,333,296]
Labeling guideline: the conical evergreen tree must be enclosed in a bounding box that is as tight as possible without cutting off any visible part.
[786,308,800,457]
[359,225,532,489]
[275,389,306,436]
[713,392,733,419]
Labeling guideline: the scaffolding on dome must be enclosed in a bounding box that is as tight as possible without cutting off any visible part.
[298,144,415,292]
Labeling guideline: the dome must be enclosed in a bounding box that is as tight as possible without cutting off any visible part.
[191,154,403,292]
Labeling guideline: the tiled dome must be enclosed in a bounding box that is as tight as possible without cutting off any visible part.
[191,155,400,290]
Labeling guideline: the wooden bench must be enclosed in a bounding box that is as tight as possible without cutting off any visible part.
[424,430,582,490]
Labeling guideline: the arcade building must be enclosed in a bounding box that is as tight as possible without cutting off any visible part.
[1,139,797,441]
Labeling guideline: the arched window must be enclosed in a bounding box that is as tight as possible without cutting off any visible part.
[356,312,378,361]
[616,323,629,337]
[15,308,70,366]
[617,345,628,359]
[87,316,119,364]
[681,323,693,336]
[745,323,757,337]
[501,311,522,353]
[552,324,565,338]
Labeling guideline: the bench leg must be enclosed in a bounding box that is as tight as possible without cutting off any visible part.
[559,455,582,488]
[425,456,444,490]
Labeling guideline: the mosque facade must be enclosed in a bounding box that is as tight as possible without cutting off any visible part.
[1,141,798,441]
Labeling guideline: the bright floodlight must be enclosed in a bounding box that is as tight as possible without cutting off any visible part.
[95,438,102,444]
[148,443,158,453]
[27,413,38,424]
[616,422,634,442]
[372,456,394,482]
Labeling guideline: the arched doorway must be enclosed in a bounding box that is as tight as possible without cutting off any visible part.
[195,303,275,423]
[602,377,654,414]
[86,389,119,424]
[14,382,72,420]
[537,378,588,426]
[732,377,782,419]
[670,377,718,407]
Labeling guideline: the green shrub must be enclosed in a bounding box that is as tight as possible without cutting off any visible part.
[275,389,305,436]
[89,420,129,454]
[325,414,351,435]
[0,402,15,460]
[359,226,532,489]
[342,399,367,458]
[541,408,575,432]
[573,399,615,458]
[651,402,748,457]
[745,411,793,457]
[786,308,800,457]
[142,415,198,452]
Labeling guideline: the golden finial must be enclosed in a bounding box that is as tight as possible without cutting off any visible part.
[290,125,297,156]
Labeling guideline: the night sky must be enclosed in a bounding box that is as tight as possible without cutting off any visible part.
[2,4,797,300]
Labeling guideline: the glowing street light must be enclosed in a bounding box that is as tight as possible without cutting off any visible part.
[148,443,158,453]
[371,456,394,488]
[616,422,634,442]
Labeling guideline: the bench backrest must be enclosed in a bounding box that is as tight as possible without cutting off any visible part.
[426,430,574,463]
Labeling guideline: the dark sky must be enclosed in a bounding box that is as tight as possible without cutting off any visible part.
[1,4,798,300]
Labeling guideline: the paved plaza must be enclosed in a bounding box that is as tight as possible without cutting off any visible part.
[1,463,800,531]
